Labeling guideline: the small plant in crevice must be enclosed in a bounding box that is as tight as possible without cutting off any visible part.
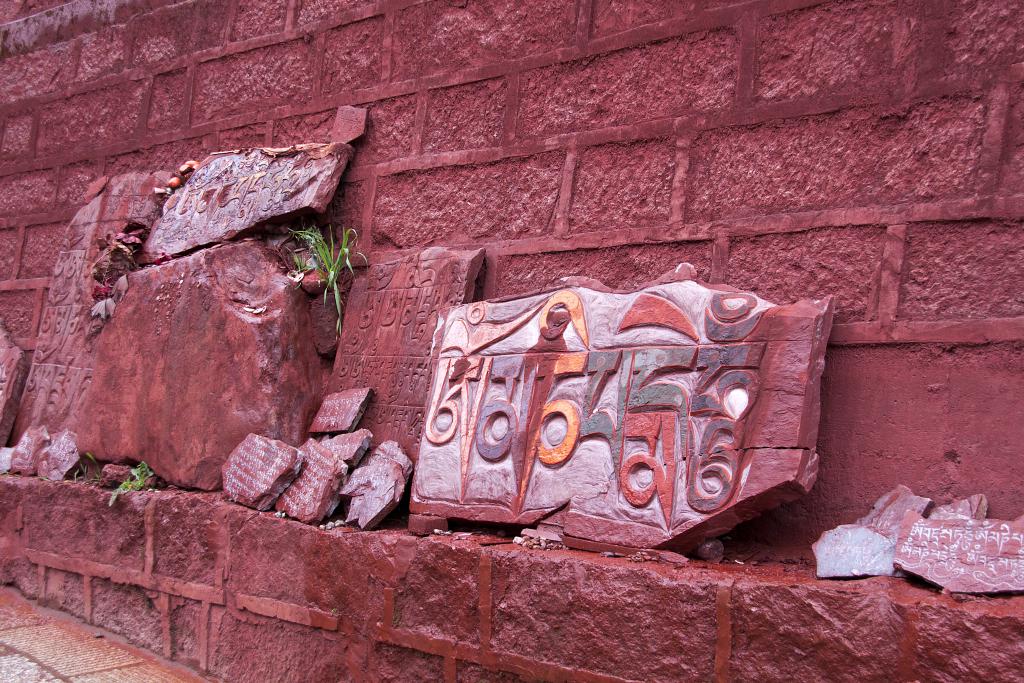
[290,224,366,334]
[72,452,100,483]
[108,462,155,507]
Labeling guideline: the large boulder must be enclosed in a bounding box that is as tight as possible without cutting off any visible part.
[74,241,321,490]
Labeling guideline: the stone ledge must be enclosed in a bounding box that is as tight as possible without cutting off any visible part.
[1,476,1022,682]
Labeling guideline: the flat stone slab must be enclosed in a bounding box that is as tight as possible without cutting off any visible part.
[143,144,352,258]
[814,484,934,578]
[222,434,303,511]
[895,514,1024,594]
[328,247,485,456]
[35,429,80,481]
[930,494,988,521]
[276,437,367,523]
[0,321,28,446]
[9,427,49,476]
[411,265,833,550]
[74,241,322,490]
[319,428,373,469]
[309,388,373,434]
[341,440,413,529]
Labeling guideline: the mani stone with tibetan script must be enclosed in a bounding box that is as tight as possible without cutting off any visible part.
[143,143,353,259]
[9,427,49,476]
[222,434,302,511]
[276,437,368,523]
[0,321,28,445]
[320,428,374,468]
[36,429,80,481]
[411,265,833,551]
[895,514,1024,594]
[310,388,373,434]
[341,441,413,529]
[328,248,485,456]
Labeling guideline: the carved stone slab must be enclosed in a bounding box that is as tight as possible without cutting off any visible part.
[14,173,168,441]
[320,428,373,469]
[895,514,1024,594]
[411,266,833,550]
[222,434,303,511]
[0,321,28,446]
[309,388,373,434]
[930,494,988,521]
[36,429,80,481]
[328,248,485,456]
[341,440,413,529]
[276,437,364,523]
[73,241,322,490]
[143,143,353,259]
[10,426,49,476]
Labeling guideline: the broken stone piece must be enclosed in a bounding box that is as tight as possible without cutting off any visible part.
[275,439,358,524]
[411,265,833,550]
[10,427,49,476]
[318,429,373,469]
[694,538,725,564]
[408,514,448,536]
[813,484,933,579]
[340,440,413,530]
[894,513,1024,594]
[36,429,80,481]
[222,434,303,511]
[143,144,352,259]
[331,106,367,143]
[929,494,988,521]
[100,463,132,488]
[74,241,322,490]
[0,321,28,446]
[0,447,12,473]
[309,388,373,434]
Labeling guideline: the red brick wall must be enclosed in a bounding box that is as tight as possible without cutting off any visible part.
[1,0,1023,551]
[3,478,1023,682]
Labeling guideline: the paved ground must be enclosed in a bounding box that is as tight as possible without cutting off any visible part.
[0,588,208,682]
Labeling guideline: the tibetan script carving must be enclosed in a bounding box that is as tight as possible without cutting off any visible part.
[143,144,352,258]
[328,247,485,456]
[895,514,1024,594]
[411,266,833,550]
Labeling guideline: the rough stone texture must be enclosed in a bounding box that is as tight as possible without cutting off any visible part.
[18,223,66,280]
[147,69,188,131]
[74,241,322,490]
[328,248,485,455]
[309,388,373,434]
[37,83,145,156]
[895,515,1024,594]
[518,30,736,138]
[14,173,167,442]
[275,438,356,523]
[152,492,223,585]
[413,267,833,549]
[424,78,506,153]
[9,427,49,476]
[0,322,28,446]
[373,154,564,248]
[341,441,413,529]
[34,429,79,481]
[351,95,416,166]
[143,144,352,258]
[686,97,986,222]
[813,484,933,578]
[898,220,1024,321]
[319,429,373,469]
[393,539,480,644]
[222,434,303,511]
[320,18,383,94]
[930,494,988,521]
[591,0,692,37]
[913,602,1024,683]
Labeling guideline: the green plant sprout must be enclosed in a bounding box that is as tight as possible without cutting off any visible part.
[291,224,366,334]
[72,452,100,483]
[108,462,155,507]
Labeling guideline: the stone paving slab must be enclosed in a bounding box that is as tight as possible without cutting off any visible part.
[0,589,207,682]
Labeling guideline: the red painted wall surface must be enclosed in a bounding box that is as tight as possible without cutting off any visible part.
[0,0,1022,554]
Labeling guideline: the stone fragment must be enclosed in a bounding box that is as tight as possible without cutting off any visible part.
[222,434,303,511]
[318,429,373,469]
[813,484,933,578]
[929,494,988,521]
[99,463,132,488]
[895,514,1024,594]
[407,513,448,536]
[276,437,366,523]
[0,447,12,473]
[74,241,321,490]
[411,265,833,550]
[331,106,368,143]
[9,427,49,476]
[694,538,725,564]
[0,321,28,446]
[14,173,168,441]
[340,440,413,529]
[143,144,353,259]
[309,388,373,434]
[328,247,485,456]
[35,429,80,481]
